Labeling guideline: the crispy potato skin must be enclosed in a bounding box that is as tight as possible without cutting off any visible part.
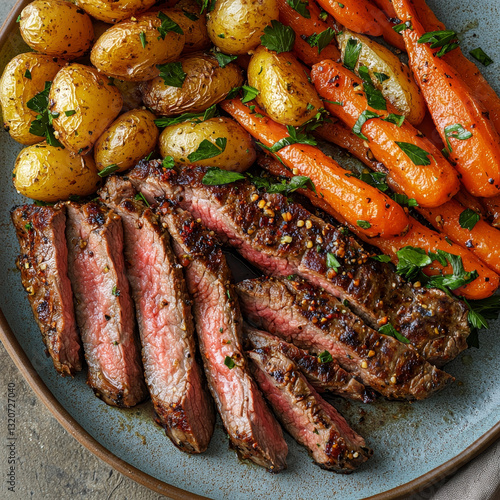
[19,0,94,59]
[207,0,279,55]
[248,46,322,127]
[0,53,64,145]
[94,109,159,173]
[13,142,101,202]
[49,64,123,154]
[90,12,185,82]
[337,30,426,125]
[159,117,256,172]
[141,53,243,116]
[76,0,157,24]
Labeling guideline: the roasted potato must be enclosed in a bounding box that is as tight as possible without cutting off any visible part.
[75,0,157,24]
[337,30,426,125]
[19,0,94,59]
[13,142,101,202]
[94,109,159,173]
[141,53,243,116]
[0,53,65,145]
[159,117,256,171]
[248,46,322,127]
[207,0,279,55]
[90,12,185,82]
[49,64,123,155]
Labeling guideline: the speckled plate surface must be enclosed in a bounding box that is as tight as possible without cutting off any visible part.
[1,1,499,499]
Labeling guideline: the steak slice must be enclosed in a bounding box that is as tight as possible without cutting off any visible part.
[127,162,470,367]
[248,345,372,472]
[156,201,288,472]
[99,177,215,453]
[11,204,82,376]
[66,201,148,407]
[244,325,376,403]
[237,276,454,401]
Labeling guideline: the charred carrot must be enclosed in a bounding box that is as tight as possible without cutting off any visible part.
[221,98,409,238]
[371,0,397,18]
[392,0,500,198]
[315,0,406,51]
[311,60,460,207]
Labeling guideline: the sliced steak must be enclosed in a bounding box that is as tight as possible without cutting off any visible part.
[237,276,454,400]
[11,204,82,376]
[248,345,372,472]
[156,201,288,472]
[244,325,375,403]
[127,162,470,366]
[66,201,148,407]
[99,177,215,453]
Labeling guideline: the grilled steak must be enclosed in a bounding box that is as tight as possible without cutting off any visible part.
[248,345,372,472]
[156,201,288,472]
[127,162,470,366]
[66,202,148,407]
[11,204,82,376]
[244,325,375,403]
[237,276,454,400]
[99,177,215,453]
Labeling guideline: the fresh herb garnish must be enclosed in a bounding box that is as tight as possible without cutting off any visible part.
[139,31,147,48]
[188,137,227,163]
[326,252,341,272]
[24,69,31,79]
[263,125,317,153]
[287,0,310,18]
[196,0,216,14]
[135,192,150,207]
[260,20,295,54]
[417,30,459,57]
[98,164,120,177]
[64,110,76,117]
[374,72,389,83]
[112,285,120,296]
[224,356,235,369]
[465,296,500,347]
[357,66,386,110]
[156,12,183,39]
[25,222,33,231]
[343,38,362,70]
[459,208,480,231]
[371,254,392,263]
[392,193,418,207]
[444,123,472,152]
[357,220,371,229]
[469,47,493,66]
[393,21,413,33]
[212,50,238,68]
[318,350,333,363]
[359,171,389,192]
[157,61,186,88]
[226,86,241,99]
[241,85,260,104]
[202,167,246,185]
[248,173,316,195]
[383,113,405,127]
[154,104,217,128]
[379,323,410,344]
[162,156,175,169]
[306,28,336,54]
[352,110,380,140]
[395,142,432,166]
[182,9,199,21]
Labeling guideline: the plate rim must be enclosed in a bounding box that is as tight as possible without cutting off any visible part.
[1,1,499,499]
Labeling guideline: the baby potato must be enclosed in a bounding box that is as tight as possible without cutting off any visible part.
[0,53,64,145]
[337,30,427,125]
[19,0,94,59]
[90,12,185,82]
[75,0,157,24]
[13,142,101,202]
[248,46,322,127]
[159,117,256,172]
[207,0,279,55]
[141,53,243,116]
[94,110,159,173]
[49,64,123,155]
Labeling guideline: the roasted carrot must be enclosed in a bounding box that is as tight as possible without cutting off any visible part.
[277,0,341,66]
[371,0,397,18]
[411,0,500,134]
[315,0,406,51]
[480,195,500,229]
[311,60,460,207]
[392,0,500,198]
[221,98,409,238]
[454,187,487,219]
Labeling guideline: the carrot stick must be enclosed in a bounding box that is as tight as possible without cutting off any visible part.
[411,0,500,135]
[311,60,460,207]
[277,0,341,66]
[371,0,397,18]
[315,0,406,51]
[221,98,409,238]
[392,0,500,198]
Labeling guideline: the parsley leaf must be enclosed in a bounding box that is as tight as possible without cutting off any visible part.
[352,110,380,140]
[188,137,227,163]
[241,85,260,104]
[162,156,175,169]
[306,28,336,54]
[224,356,235,369]
[139,31,147,48]
[444,123,472,152]
[135,192,150,207]
[64,110,76,117]
[393,21,413,33]
[357,66,386,110]
[196,0,216,14]
[260,20,295,54]
[359,171,389,192]
[24,69,31,79]
[426,250,478,291]
[343,38,362,70]
[182,9,199,21]
[464,295,500,347]
[395,142,432,166]
[287,0,310,18]
[154,104,218,128]
[469,47,493,66]
[326,252,341,272]
[357,220,371,229]
[371,254,392,263]
[98,164,120,177]
[459,208,480,231]
[202,167,246,185]
[318,350,333,363]
[383,113,405,127]
[379,323,410,344]
[248,173,316,195]
[156,12,183,39]
[157,62,186,88]
[226,86,241,99]
[374,72,389,83]
[264,125,317,152]
[212,50,238,68]
[417,30,459,57]
[392,193,418,207]
[396,246,432,281]
[27,81,51,114]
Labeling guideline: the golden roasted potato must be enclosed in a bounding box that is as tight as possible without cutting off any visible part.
[169,1,211,53]
[13,142,101,202]
[19,0,94,59]
[248,46,322,127]
[0,53,64,145]
[49,64,123,155]
[207,0,279,55]
[141,53,243,116]
[159,117,256,171]
[94,109,159,173]
[90,12,185,82]
[75,0,157,24]
[337,30,426,125]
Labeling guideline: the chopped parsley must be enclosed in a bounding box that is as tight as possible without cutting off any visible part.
[139,31,147,48]
[224,356,235,369]
[202,168,245,185]
[326,253,341,272]
[395,142,432,166]
[287,0,310,18]
[459,208,480,231]
[187,137,227,163]
[357,220,371,229]
[444,123,472,152]
[241,85,260,104]
[469,47,493,66]
[154,104,217,128]
[343,38,362,70]
[417,30,459,57]
[157,61,186,88]
[156,12,183,39]
[212,50,238,68]
[98,164,120,177]
[305,28,336,55]
[379,323,410,344]
[352,110,380,140]
[260,20,295,54]
[318,350,333,363]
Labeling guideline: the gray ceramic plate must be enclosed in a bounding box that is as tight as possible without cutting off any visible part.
[1,1,499,499]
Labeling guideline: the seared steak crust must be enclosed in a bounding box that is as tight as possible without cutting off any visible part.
[66,202,148,407]
[11,204,82,376]
[156,201,288,472]
[244,326,375,403]
[248,345,372,473]
[237,276,454,400]
[127,162,470,366]
[99,177,215,453]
